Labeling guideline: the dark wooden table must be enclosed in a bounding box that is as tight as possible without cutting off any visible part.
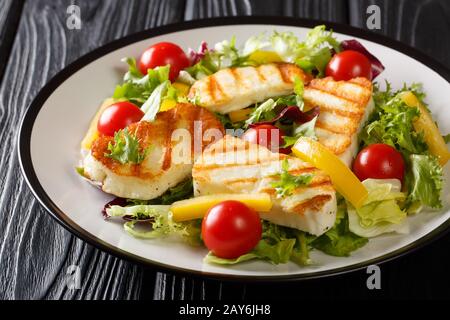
[1,0,449,300]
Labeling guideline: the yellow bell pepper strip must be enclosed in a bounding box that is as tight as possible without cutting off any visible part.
[170,193,272,222]
[159,82,191,112]
[228,108,253,123]
[400,91,450,165]
[292,137,368,208]
[159,98,177,112]
[248,50,283,64]
[81,98,115,150]
[172,82,190,96]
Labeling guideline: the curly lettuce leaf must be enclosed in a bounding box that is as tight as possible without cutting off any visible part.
[107,204,202,245]
[270,25,340,76]
[105,128,148,164]
[271,159,313,197]
[361,86,427,158]
[362,82,444,211]
[406,154,443,209]
[113,58,171,105]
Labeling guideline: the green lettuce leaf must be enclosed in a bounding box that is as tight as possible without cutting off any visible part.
[271,25,340,76]
[311,198,368,256]
[112,58,171,105]
[105,128,148,164]
[205,221,311,266]
[347,179,408,238]
[244,98,277,127]
[362,82,445,211]
[282,116,317,148]
[107,204,202,245]
[271,159,313,197]
[405,154,443,209]
[361,83,427,158]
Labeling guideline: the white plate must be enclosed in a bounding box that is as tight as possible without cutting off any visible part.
[18,18,450,281]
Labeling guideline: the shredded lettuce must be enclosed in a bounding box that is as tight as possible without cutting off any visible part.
[347,179,408,238]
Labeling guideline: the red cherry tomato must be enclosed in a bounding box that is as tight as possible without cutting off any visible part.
[326,50,372,81]
[97,101,144,136]
[139,42,190,81]
[241,124,289,153]
[202,200,262,259]
[353,144,405,182]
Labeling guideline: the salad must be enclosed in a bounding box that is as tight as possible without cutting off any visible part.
[78,25,450,267]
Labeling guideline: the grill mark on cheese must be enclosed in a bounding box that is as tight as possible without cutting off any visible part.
[194,156,315,171]
[91,103,224,178]
[304,77,373,159]
[255,66,266,82]
[291,194,332,215]
[278,63,296,84]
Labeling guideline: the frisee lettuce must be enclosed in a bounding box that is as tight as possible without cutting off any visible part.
[107,204,202,245]
[271,159,313,197]
[113,58,171,105]
[271,25,340,76]
[361,82,444,210]
[105,128,148,164]
[405,154,443,210]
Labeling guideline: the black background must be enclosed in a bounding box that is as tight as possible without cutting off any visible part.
[1,0,449,300]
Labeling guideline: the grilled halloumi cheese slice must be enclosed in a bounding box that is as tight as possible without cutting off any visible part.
[304,77,374,166]
[188,63,312,114]
[83,103,224,200]
[192,136,337,236]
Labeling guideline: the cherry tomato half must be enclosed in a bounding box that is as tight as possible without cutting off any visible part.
[241,124,289,153]
[139,42,190,81]
[97,101,144,136]
[202,200,262,259]
[326,50,372,81]
[353,143,405,182]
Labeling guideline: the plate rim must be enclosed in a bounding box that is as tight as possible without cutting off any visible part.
[17,16,450,282]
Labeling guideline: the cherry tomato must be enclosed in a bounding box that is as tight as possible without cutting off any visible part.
[241,124,289,153]
[202,200,262,259]
[353,143,405,182]
[326,50,372,81]
[139,42,190,81]
[97,101,144,136]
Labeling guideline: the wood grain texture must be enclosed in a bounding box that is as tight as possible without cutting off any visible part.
[0,0,184,300]
[0,0,24,82]
[349,0,450,68]
[0,0,449,300]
